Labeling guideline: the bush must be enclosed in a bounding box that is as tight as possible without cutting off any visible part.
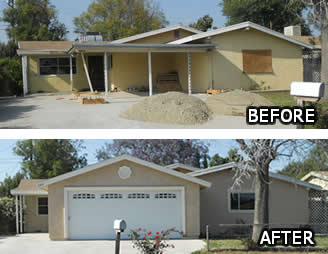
[0,57,23,96]
[0,197,16,234]
[314,104,328,129]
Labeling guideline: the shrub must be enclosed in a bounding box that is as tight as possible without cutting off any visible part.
[0,57,23,96]
[0,197,16,234]
[129,228,183,254]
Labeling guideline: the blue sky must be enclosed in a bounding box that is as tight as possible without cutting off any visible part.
[0,0,226,42]
[0,139,298,182]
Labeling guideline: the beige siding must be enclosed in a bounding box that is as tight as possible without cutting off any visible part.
[47,160,200,240]
[209,28,303,91]
[24,195,48,233]
[198,170,310,234]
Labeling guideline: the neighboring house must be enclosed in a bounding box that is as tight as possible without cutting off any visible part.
[11,155,322,240]
[17,22,313,96]
[302,172,328,190]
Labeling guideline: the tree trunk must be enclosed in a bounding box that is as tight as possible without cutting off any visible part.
[252,165,269,243]
[321,23,328,84]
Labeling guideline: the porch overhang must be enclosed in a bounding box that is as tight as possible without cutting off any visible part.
[67,43,215,54]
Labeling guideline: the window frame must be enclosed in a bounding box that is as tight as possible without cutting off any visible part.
[228,191,255,213]
[38,56,77,77]
[36,197,48,216]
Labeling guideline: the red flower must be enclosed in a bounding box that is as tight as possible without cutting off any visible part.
[147,231,152,235]
[133,238,136,241]
[138,228,142,231]
[156,232,159,235]
[155,235,159,239]
[144,236,147,240]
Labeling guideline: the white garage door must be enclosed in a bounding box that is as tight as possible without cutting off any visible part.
[67,188,184,240]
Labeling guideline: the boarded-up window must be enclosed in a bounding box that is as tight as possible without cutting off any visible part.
[242,50,273,73]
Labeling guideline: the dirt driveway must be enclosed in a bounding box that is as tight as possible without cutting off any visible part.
[0,92,294,129]
[0,233,204,254]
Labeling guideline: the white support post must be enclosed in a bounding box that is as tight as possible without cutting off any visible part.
[22,56,28,96]
[19,195,23,233]
[104,52,109,102]
[15,195,19,234]
[188,53,192,95]
[81,52,94,93]
[70,55,74,91]
[148,51,153,96]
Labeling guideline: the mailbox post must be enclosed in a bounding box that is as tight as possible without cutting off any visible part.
[290,82,325,129]
[113,220,127,254]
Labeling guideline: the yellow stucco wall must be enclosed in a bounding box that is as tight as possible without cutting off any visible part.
[24,195,48,233]
[128,29,195,44]
[209,28,304,90]
[47,160,201,240]
[198,170,310,235]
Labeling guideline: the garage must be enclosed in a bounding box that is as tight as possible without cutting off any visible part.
[65,187,185,240]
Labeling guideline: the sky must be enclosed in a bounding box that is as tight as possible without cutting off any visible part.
[0,0,226,42]
[0,139,302,182]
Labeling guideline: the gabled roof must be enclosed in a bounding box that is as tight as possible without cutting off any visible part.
[11,179,48,195]
[38,154,211,189]
[188,162,322,191]
[169,21,314,49]
[111,24,202,44]
[166,163,200,172]
[302,171,328,182]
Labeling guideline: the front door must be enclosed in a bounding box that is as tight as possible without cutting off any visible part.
[88,56,104,91]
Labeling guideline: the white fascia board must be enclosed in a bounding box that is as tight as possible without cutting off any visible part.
[111,25,202,44]
[38,154,211,188]
[170,21,314,49]
[190,162,322,191]
[17,50,68,56]
[10,190,48,196]
[166,163,200,172]
[302,172,328,182]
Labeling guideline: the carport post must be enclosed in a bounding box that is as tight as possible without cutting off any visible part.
[22,56,28,96]
[15,195,19,234]
[70,55,74,91]
[81,52,94,93]
[148,51,153,96]
[104,51,109,102]
[188,53,192,95]
[19,195,23,233]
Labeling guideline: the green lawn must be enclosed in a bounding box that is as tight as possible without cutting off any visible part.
[192,237,328,254]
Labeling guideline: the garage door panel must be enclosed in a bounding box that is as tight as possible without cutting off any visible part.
[67,189,183,240]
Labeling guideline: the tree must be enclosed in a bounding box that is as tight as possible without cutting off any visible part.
[189,15,214,32]
[279,145,328,179]
[0,57,22,96]
[300,0,328,85]
[96,140,209,168]
[2,0,68,41]
[234,139,299,243]
[74,0,168,41]
[220,0,312,35]
[13,140,87,179]
[0,172,25,198]
[209,148,242,167]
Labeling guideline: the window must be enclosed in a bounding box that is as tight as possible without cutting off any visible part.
[128,193,150,199]
[155,193,177,199]
[230,192,255,211]
[38,197,48,215]
[73,193,96,199]
[242,50,272,73]
[100,193,123,199]
[39,57,76,76]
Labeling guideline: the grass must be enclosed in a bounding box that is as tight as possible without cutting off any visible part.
[191,237,328,254]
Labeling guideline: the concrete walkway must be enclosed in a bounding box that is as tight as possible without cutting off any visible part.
[0,92,294,129]
[0,233,204,254]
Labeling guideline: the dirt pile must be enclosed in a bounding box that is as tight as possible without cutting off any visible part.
[121,92,212,125]
[206,90,274,116]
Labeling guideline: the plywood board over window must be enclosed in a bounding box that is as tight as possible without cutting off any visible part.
[243,50,273,73]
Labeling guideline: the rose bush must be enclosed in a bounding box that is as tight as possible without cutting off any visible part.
[129,228,183,254]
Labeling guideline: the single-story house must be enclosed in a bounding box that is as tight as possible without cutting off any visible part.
[11,155,323,240]
[17,22,313,96]
[302,172,328,190]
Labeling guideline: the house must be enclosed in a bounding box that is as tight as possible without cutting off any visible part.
[17,22,313,97]
[11,155,322,240]
[302,172,328,190]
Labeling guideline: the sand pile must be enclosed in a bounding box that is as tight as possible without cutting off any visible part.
[121,92,212,125]
[206,90,274,116]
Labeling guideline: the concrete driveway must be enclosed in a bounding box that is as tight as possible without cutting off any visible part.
[0,92,294,129]
[0,234,204,254]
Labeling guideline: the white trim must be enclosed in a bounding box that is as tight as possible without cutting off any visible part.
[302,172,328,182]
[227,191,255,214]
[148,52,152,96]
[189,162,322,191]
[15,195,19,234]
[104,51,109,102]
[64,186,186,240]
[166,163,199,172]
[111,25,202,44]
[36,196,48,216]
[169,21,314,49]
[22,56,28,96]
[38,154,211,188]
[11,190,48,195]
[19,195,23,233]
[187,53,192,95]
